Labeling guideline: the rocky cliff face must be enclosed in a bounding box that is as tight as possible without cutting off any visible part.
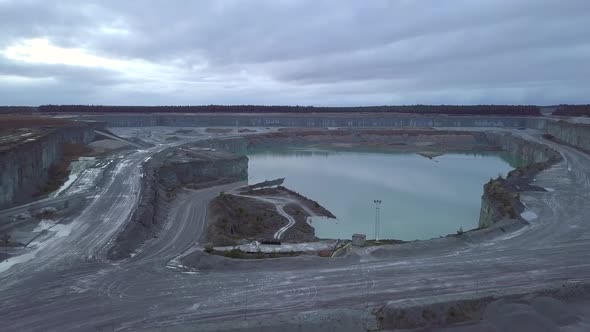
[0,126,95,210]
[547,120,590,153]
[79,113,548,129]
[484,132,557,165]
[478,133,561,228]
[193,137,249,155]
[107,145,248,260]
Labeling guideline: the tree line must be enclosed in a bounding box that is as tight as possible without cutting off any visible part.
[37,104,542,116]
[0,106,36,114]
[553,105,590,117]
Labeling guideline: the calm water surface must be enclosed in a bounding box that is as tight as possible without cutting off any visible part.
[247,148,517,241]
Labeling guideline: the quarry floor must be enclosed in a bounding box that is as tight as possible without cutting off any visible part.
[0,126,589,331]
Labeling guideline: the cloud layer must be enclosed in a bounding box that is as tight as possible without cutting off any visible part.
[0,0,589,106]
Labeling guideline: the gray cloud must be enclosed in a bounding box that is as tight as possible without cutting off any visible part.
[0,0,589,106]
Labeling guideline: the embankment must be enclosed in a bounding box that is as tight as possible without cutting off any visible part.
[107,144,247,260]
[0,117,99,210]
[376,282,590,330]
[478,133,561,228]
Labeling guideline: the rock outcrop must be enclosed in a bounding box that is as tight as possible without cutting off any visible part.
[547,120,590,153]
[107,144,247,260]
[0,118,98,210]
[478,133,561,228]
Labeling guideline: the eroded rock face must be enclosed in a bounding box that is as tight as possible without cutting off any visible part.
[547,120,590,153]
[107,144,248,260]
[0,126,96,210]
[77,113,548,129]
[478,133,561,228]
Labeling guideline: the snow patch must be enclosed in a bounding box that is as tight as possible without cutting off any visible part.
[0,240,49,274]
[52,172,78,197]
[33,219,57,232]
[521,210,538,222]
[545,187,555,192]
[0,250,38,273]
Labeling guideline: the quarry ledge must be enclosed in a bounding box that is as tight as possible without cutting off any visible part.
[106,143,248,261]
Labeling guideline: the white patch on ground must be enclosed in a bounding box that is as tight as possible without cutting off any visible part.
[0,250,38,273]
[65,168,103,195]
[495,225,531,241]
[545,187,555,192]
[33,219,57,232]
[52,172,78,197]
[31,220,73,238]
[521,210,538,222]
[70,285,90,294]
[0,240,49,273]
[215,241,336,253]
[52,223,74,237]
[51,157,98,197]
[166,260,188,270]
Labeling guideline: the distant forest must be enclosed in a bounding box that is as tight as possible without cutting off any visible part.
[553,105,590,117]
[37,104,543,116]
[0,106,36,114]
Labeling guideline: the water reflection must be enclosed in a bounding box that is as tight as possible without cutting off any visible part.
[247,148,516,241]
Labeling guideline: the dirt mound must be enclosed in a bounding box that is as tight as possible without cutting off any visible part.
[207,194,290,246]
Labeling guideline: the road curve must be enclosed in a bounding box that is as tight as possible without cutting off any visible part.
[0,130,589,331]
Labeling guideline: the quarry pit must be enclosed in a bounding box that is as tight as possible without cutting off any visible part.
[1,113,590,331]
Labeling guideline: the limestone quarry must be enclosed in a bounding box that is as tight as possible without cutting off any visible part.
[2,112,590,331]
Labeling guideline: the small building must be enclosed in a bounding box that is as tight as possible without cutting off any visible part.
[352,233,366,247]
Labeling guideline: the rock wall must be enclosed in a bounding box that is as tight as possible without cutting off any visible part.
[484,132,556,165]
[547,120,590,153]
[0,126,95,210]
[194,137,249,155]
[77,113,548,129]
[478,133,561,228]
[107,145,248,260]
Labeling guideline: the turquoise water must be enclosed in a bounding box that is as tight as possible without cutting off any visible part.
[247,148,516,241]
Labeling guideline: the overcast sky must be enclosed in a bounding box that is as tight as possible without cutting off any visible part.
[0,0,589,106]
